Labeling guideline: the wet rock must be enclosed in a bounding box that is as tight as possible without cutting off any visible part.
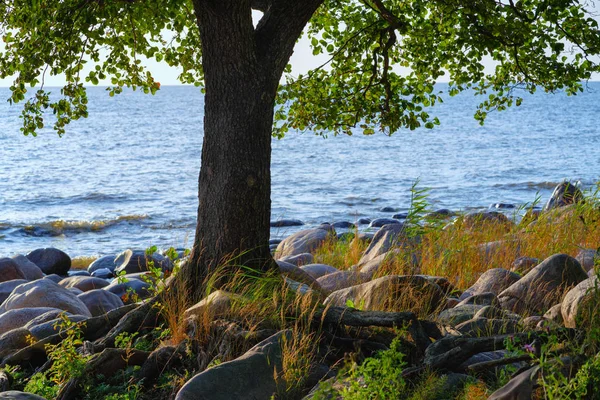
[91,268,113,279]
[368,218,402,228]
[542,182,583,212]
[78,289,124,317]
[270,219,304,227]
[279,253,314,267]
[114,249,173,275]
[175,331,290,400]
[392,213,408,219]
[511,257,540,275]
[0,280,28,305]
[26,248,71,276]
[574,248,600,272]
[491,203,516,209]
[0,307,60,335]
[275,228,332,259]
[87,255,118,274]
[300,264,339,279]
[359,223,407,265]
[58,276,110,292]
[561,276,599,328]
[0,279,91,317]
[456,292,499,308]
[316,271,367,292]
[331,221,355,229]
[437,304,484,327]
[499,254,587,315]
[425,209,455,219]
[104,279,151,303]
[357,218,371,225]
[324,275,444,314]
[11,255,44,280]
[380,206,399,212]
[459,269,520,301]
[0,259,26,284]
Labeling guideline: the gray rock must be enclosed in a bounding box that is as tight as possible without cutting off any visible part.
[574,248,600,272]
[11,255,44,280]
[0,391,48,400]
[316,271,367,292]
[561,275,599,328]
[331,221,355,229]
[380,206,399,212]
[0,279,91,317]
[357,218,371,225]
[499,254,587,315]
[462,211,512,230]
[368,218,402,228]
[0,307,60,335]
[543,182,583,212]
[67,270,90,277]
[359,223,407,265]
[456,292,499,308]
[114,249,174,275]
[91,268,113,279]
[474,305,505,320]
[279,253,314,267]
[0,259,26,284]
[276,261,322,293]
[511,257,540,275]
[26,248,71,275]
[543,304,564,325]
[78,289,124,317]
[459,269,520,301]
[299,264,339,279]
[437,304,484,327]
[175,330,290,400]
[488,366,540,400]
[87,255,118,273]
[270,219,304,227]
[58,276,110,292]
[43,274,62,283]
[0,328,32,360]
[28,315,88,341]
[425,209,455,219]
[455,317,519,337]
[104,279,151,303]
[275,228,332,259]
[0,280,28,305]
[24,309,74,329]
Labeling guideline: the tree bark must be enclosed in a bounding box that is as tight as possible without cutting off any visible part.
[184,0,324,299]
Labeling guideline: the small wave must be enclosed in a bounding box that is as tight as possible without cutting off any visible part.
[491,181,562,191]
[7,214,148,237]
[14,192,131,206]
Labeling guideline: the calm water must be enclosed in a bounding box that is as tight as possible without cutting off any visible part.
[1,84,599,257]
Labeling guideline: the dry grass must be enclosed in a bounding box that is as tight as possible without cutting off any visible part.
[313,233,369,269]
[71,256,97,270]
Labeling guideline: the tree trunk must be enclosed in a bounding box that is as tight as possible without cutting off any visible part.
[184,0,324,300]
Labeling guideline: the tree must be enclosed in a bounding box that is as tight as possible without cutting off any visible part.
[1,0,599,298]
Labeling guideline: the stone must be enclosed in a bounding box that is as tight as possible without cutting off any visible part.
[368,218,402,228]
[392,213,408,219]
[511,257,540,275]
[316,271,367,292]
[58,276,110,292]
[436,304,484,327]
[0,279,91,317]
[358,251,395,278]
[0,307,60,335]
[78,289,124,317]
[279,253,314,267]
[488,366,540,400]
[26,248,71,275]
[499,254,587,315]
[324,275,445,314]
[0,328,32,360]
[104,279,151,303]
[0,391,48,400]
[114,250,173,275]
[275,228,332,259]
[543,304,564,325]
[175,330,290,400]
[574,248,600,272]
[459,269,520,301]
[270,219,303,227]
[0,280,28,305]
[380,206,399,212]
[357,218,371,225]
[277,261,323,293]
[456,292,499,308]
[299,264,339,279]
[461,211,512,231]
[87,255,118,273]
[0,259,26,283]
[11,255,44,280]
[27,315,88,341]
[491,203,516,209]
[91,268,113,279]
[561,276,599,328]
[455,317,519,337]
[43,274,62,283]
[67,270,90,277]
[184,290,243,321]
[358,223,407,265]
[474,305,505,320]
[425,209,454,219]
[542,182,583,212]
[331,221,355,229]
[522,316,544,330]
[23,309,74,329]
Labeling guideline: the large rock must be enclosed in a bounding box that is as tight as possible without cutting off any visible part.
[542,182,583,212]
[574,248,600,272]
[58,276,110,292]
[184,290,243,321]
[358,224,407,265]
[27,315,88,341]
[0,279,92,317]
[499,254,587,315]
[0,259,26,283]
[275,228,332,259]
[26,248,71,275]
[78,289,124,317]
[0,280,28,305]
[87,255,119,273]
[368,218,402,228]
[316,271,368,292]
[455,317,519,337]
[0,307,60,335]
[324,275,445,314]
[0,328,32,360]
[104,279,151,303]
[488,366,540,400]
[279,253,314,267]
[11,255,44,280]
[299,264,339,279]
[511,257,540,275]
[175,330,290,400]
[114,250,174,275]
[561,276,599,328]
[276,261,323,293]
[461,211,512,231]
[0,391,48,400]
[459,269,520,301]
[436,304,484,327]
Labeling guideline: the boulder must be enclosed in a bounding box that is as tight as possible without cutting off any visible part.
[0,279,92,317]
[499,254,587,315]
[324,275,444,314]
[43,274,62,284]
[316,271,368,292]
[104,279,151,303]
[276,261,323,293]
[299,264,339,279]
[561,276,599,328]
[270,219,303,227]
[26,248,71,275]
[543,304,564,325]
[0,391,48,400]
[175,331,290,400]
[0,328,32,360]
[279,253,314,267]
[359,224,407,265]
[0,280,28,305]
[574,248,600,272]
[437,304,484,327]
[456,292,499,308]
[90,268,113,279]
[11,255,44,280]
[275,228,332,259]
[114,250,173,275]
[0,307,60,335]
[511,257,540,275]
[87,255,118,273]
[368,218,402,228]
[23,309,74,329]
[542,182,583,212]
[357,218,371,225]
[331,221,355,229]
[455,317,519,337]
[459,269,520,301]
[184,290,243,321]
[461,211,512,231]
[0,259,26,283]
[58,276,110,292]
[78,289,124,317]
[488,366,540,400]
[358,251,398,278]
[27,315,88,341]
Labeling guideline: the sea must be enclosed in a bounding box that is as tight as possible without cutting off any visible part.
[1,84,599,258]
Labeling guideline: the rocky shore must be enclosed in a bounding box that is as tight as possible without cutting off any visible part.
[0,182,599,399]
